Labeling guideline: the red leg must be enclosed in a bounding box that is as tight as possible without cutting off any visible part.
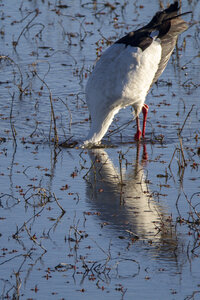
[142,104,149,138]
[134,116,142,140]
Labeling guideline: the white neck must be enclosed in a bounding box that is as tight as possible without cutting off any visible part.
[84,106,121,146]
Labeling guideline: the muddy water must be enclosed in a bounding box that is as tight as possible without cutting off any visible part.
[0,0,200,299]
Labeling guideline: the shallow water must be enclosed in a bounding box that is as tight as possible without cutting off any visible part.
[0,0,200,299]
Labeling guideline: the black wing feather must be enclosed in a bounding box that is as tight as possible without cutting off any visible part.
[115,1,182,51]
[115,1,189,87]
[115,31,153,51]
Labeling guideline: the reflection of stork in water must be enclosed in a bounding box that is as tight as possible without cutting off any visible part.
[86,145,178,258]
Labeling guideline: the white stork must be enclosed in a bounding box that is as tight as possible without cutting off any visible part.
[84,1,190,146]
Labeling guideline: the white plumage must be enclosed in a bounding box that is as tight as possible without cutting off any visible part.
[84,1,190,146]
[85,41,161,145]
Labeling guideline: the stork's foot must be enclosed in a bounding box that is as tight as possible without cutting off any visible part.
[134,116,142,140]
[134,129,142,141]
